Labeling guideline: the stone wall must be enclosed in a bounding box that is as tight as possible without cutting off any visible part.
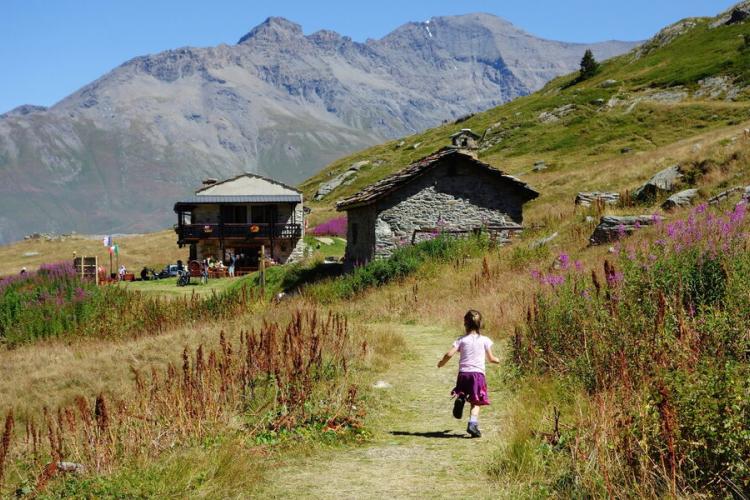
[373,157,526,258]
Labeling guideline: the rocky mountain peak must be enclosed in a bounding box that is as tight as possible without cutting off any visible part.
[307,29,346,46]
[0,104,48,118]
[237,17,304,44]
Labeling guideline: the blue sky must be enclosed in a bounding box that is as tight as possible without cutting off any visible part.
[0,0,738,113]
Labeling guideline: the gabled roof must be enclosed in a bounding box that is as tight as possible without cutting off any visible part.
[450,128,481,140]
[336,148,539,211]
[195,173,301,195]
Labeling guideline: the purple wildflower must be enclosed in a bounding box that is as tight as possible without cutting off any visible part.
[558,252,570,270]
[310,216,347,237]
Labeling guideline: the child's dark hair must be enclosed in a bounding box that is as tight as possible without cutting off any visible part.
[464,310,482,332]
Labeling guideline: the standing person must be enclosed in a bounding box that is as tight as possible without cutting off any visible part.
[118,264,127,281]
[437,310,500,438]
[228,253,236,278]
[201,259,209,285]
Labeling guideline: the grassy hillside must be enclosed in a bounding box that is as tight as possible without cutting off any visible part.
[302,13,750,225]
[1,5,750,498]
[0,230,185,278]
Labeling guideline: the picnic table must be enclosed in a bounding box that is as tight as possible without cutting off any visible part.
[209,268,228,278]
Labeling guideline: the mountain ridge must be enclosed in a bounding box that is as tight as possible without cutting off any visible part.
[0,13,637,244]
[300,3,750,221]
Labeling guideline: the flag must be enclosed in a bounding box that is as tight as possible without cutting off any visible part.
[102,235,111,247]
[113,244,119,256]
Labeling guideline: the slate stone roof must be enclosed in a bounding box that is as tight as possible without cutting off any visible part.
[336,148,539,211]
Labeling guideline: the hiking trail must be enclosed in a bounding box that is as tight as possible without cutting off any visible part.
[259,324,510,499]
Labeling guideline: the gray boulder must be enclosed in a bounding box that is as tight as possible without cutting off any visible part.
[348,160,370,171]
[712,4,750,27]
[314,160,371,199]
[575,192,620,208]
[532,160,547,172]
[314,170,358,200]
[662,189,699,210]
[590,215,657,245]
[531,232,558,248]
[632,165,683,202]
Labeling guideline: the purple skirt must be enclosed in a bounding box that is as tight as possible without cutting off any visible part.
[451,372,490,406]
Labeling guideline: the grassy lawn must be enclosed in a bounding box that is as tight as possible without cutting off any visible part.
[123,276,239,297]
[305,235,347,259]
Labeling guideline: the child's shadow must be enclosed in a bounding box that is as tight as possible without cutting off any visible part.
[390,430,468,439]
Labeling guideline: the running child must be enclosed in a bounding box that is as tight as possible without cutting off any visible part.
[437,309,500,438]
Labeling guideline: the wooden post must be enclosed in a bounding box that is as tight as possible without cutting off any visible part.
[259,245,266,294]
[81,256,85,281]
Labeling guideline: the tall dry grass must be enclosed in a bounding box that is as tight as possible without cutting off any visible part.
[0,310,362,496]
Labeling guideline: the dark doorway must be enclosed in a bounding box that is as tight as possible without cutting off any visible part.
[234,246,261,270]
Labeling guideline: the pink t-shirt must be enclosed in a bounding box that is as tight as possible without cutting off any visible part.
[453,333,494,374]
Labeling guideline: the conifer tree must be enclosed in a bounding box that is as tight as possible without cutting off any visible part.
[579,49,600,80]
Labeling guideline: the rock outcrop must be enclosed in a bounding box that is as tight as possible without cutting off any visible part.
[662,189,699,210]
[632,165,683,202]
[575,192,620,208]
[314,161,370,200]
[590,215,657,245]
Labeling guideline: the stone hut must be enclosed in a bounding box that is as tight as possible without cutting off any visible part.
[450,129,482,150]
[335,148,538,266]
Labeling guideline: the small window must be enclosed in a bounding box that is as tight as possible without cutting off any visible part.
[352,223,359,245]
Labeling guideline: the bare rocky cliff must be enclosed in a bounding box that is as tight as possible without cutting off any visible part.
[0,14,637,243]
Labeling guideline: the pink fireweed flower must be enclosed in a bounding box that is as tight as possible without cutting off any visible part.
[605,271,624,286]
[574,260,583,272]
[543,274,566,287]
[558,252,570,270]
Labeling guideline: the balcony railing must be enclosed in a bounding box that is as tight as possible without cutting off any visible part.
[176,223,302,242]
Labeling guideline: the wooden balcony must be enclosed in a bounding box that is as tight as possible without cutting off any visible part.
[175,223,302,243]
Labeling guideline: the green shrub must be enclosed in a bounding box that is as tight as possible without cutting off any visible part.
[513,204,750,495]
